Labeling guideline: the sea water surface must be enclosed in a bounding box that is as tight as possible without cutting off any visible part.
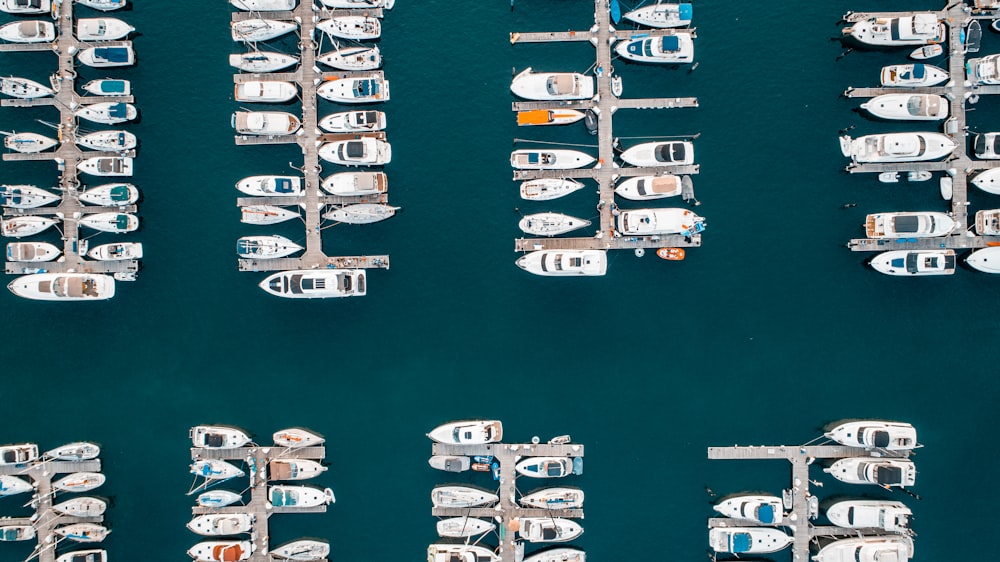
[1,1,998,561]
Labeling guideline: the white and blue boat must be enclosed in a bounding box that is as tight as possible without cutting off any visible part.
[82,79,130,96]
[615,33,694,64]
[197,490,243,508]
[77,45,134,68]
[623,3,692,28]
[709,527,793,554]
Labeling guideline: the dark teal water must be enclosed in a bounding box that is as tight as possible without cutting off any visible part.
[1,1,998,561]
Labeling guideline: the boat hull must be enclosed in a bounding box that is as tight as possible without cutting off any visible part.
[620,141,694,166]
[6,242,60,262]
[516,250,607,277]
[713,495,783,524]
[431,486,499,508]
[259,270,366,298]
[623,3,692,28]
[870,250,955,276]
[511,68,595,100]
[231,19,297,42]
[2,217,57,238]
[520,178,584,200]
[709,527,792,554]
[80,183,139,206]
[860,94,948,121]
[967,246,1000,273]
[319,46,382,70]
[271,540,330,561]
[519,213,590,236]
[511,149,595,170]
[77,18,134,41]
[241,205,298,225]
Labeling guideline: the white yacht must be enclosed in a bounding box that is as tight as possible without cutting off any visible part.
[518,518,583,542]
[321,171,387,196]
[230,0,296,10]
[2,216,56,237]
[316,16,381,40]
[53,472,105,492]
[520,178,585,200]
[0,525,35,541]
[520,487,584,509]
[615,175,687,200]
[974,132,1000,159]
[273,428,325,448]
[77,130,137,152]
[78,156,133,177]
[709,527,793,554]
[515,456,581,478]
[259,269,366,298]
[843,14,945,46]
[967,246,1000,273]
[271,540,330,561]
[320,0,393,7]
[617,208,706,236]
[623,3,693,28]
[232,111,301,136]
[713,495,784,525]
[968,53,1000,84]
[1,0,50,13]
[235,81,298,103]
[88,242,143,261]
[523,548,585,562]
[75,102,137,124]
[431,486,499,508]
[511,68,595,100]
[80,212,138,233]
[427,545,499,562]
[0,20,55,43]
[436,517,496,538]
[77,18,134,41]
[429,455,470,472]
[8,274,115,301]
[4,132,58,153]
[229,51,298,73]
[621,141,694,166]
[511,149,595,169]
[427,420,503,444]
[516,250,607,277]
[190,426,251,449]
[316,75,389,103]
[1,76,53,99]
[519,213,590,236]
[813,536,913,562]
[190,460,245,481]
[318,138,391,166]
[80,183,138,206]
[53,523,109,543]
[0,475,33,497]
[1,184,59,208]
[840,133,955,163]
[82,78,130,96]
[825,500,911,532]
[44,442,101,461]
[860,94,948,121]
[57,549,107,562]
[236,175,303,197]
[269,486,335,509]
[76,0,126,10]
[7,242,60,262]
[615,33,694,63]
[864,211,956,238]
[824,458,916,487]
[880,64,948,87]
[870,250,955,276]
[825,421,918,450]
[0,443,38,464]
[187,514,254,536]
[196,490,243,508]
[318,46,381,71]
[973,168,1000,194]
[231,19,297,42]
[976,209,1000,235]
[237,235,303,259]
[52,497,107,518]
[241,205,298,225]
[319,110,386,133]
[269,459,327,481]
[77,45,134,67]
[187,541,253,562]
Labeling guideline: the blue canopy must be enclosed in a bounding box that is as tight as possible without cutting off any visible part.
[758,503,775,524]
[679,3,693,21]
[274,178,294,193]
[102,80,127,94]
[912,64,926,79]
[661,35,680,51]
[95,47,130,63]
[109,103,127,118]
[732,533,752,553]
[891,257,905,268]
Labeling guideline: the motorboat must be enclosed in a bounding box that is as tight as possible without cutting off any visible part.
[190,425,251,449]
[4,132,58,153]
[910,44,943,59]
[190,460,245,481]
[54,523,108,543]
[520,178,585,200]
[316,16,381,40]
[316,75,389,103]
[230,0,296,10]
[271,540,330,561]
[78,156,133,176]
[427,420,503,444]
[840,133,955,163]
[713,495,784,524]
[968,53,1000,85]
[88,242,143,261]
[427,545,499,562]
[0,443,38,464]
[233,111,301,136]
[235,81,298,103]
[824,458,916,487]
[321,171,387,196]
[44,442,101,461]
[77,130,137,152]
[318,46,381,71]
[520,487,585,509]
[974,132,1000,159]
[0,20,55,43]
[319,110,386,133]
[259,269,366,298]
[52,497,108,518]
[516,250,607,277]
[620,141,694,166]
[269,485,336,508]
[825,420,918,450]
[623,3,692,28]
[511,68,595,100]
[617,208,706,236]
[1,184,59,208]
[77,45,134,68]
[231,19,297,42]
[515,456,582,478]
[319,0,393,7]
[75,102,137,125]
[273,428,325,448]
[77,18,134,41]
[825,500,911,532]
[973,168,1000,193]
[615,175,686,200]
[0,475,33,496]
[82,79,130,96]
[518,518,583,543]
[318,138,391,166]
[967,247,1000,272]
[431,486,499,508]
[519,213,590,236]
[2,216,56,238]
[0,525,34,541]
[80,183,138,206]
[57,550,107,562]
[843,14,945,46]
[709,528,793,554]
[880,64,947,87]
[229,51,298,73]
[188,541,253,562]
[1,0,50,13]
[76,0,126,10]
[511,149,595,169]
[859,94,948,121]
[615,33,694,64]
[976,209,1000,235]
[1,76,53,99]
[437,517,496,538]
[53,472,106,492]
[523,548,585,562]
[187,514,254,536]
[269,459,326,481]
[80,212,138,233]
[237,235,303,259]
[813,537,913,562]
[241,205,298,225]
[197,490,243,508]
[428,455,471,472]
[7,242,60,262]
[517,109,586,126]
[871,250,955,276]
[864,211,956,238]
[236,175,303,197]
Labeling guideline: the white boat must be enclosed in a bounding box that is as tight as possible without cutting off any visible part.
[515,456,582,478]
[232,111,301,136]
[615,175,686,200]
[860,94,948,121]
[80,183,138,206]
[316,16,381,40]
[236,175,303,197]
[187,514,255,536]
[237,235,302,259]
[0,475,33,496]
[241,205,298,225]
[976,209,1000,235]
[57,550,107,562]
[1,0,50,13]
[2,216,56,238]
[197,490,243,508]
[511,149,595,169]
[319,0,393,8]
[77,18,134,41]
[316,75,389,103]
[518,518,583,543]
[0,443,37,464]
[234,81,297,103]
[322,171,387,196]
[516,109,587,126]
[4,131,58,153]
[520,178,585,201]
[269,486,335,508]
[0,20,55,43]
[523,548,585,562]
[53,472,106,492]
[427,420,503,444]
[229,51,298,73]
[974,132,1000,159]
[1,76,53,99]
[617,208,706,236]
[864,211,956,238]
[318,138,391,166]
[7,241,60,262]
[840,133,955,163]
[825,420,918,450]
[188,541,253,562]
[624,2,692,28]
[973,168,1000,194]
[427,545,499,562]
[77,45,134,68]
[273,428,325,448]
[843,14,945,46]
[713,495,783,525]
[0,525,35,541]
[269,459,327,481]
[190,426,251,449]
[910,44,943,59]
[431,486,499,508]
[52,497,107,517]
[967,246,1000,272]
[1,184,59,208]
[620,141,694,166]
[871,250,955,276]
[428,455,471,472]
[320,110,386,133]
[45,442,100,461]
[80,212,138,233]
[615,33,694,63]
[230,0,295,10]
[259,269,366,299]
[76,0,126,11]
[520,487,584,509]
[75,102,137,125]
[968,53,1000,84]
[825,500,911,532]
[880,64,947,87]
[190,460,245,481]
[519,213,590,236]
[437,517,496,538]
[77,130,137,152]
[82,79,130,96]
[517,250,607,277]
[231,19,297,42]
[78,156,133,176]
[709,527,793,554]
[88,242,143,261]
[511,68,594,100]
[813,537,913,562]
[54,523,110,542]
[271,540,330,561]
[318,46,381,71]
[824,458,916,487]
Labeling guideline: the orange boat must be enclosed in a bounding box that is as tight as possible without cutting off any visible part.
[517,109,587,126]
[656,247,685,260]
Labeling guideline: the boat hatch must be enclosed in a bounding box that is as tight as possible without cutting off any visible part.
[656,142,685,162]
[870,430,891,447]
[362,110,378,122]
[892,216,920,233]
[546,75,576,96]
[204,433,225,448]
[541,527,559,540]
[344,142,365,159]
[109,103,128,118]
[873,465,903,485]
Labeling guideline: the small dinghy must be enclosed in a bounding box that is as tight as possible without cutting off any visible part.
[77,130,137,151]
[2,216,57,238]
[316,16,381,40]
[77,18,134,41]
[517,109,587,126]
[520,178,585,201]
[428,546,499,562]
[520,487,585,509]
[318,45,382,71]
[967,19,983,53]
[878,172,899,183]
[437,517,496,538]
[323,203,398,224]
[197,490,243,508]
[52,497,107,517]
[714,495,784,524]
[826,500,912,532]
[237,235,303,259]
[511,149,595,170]
[7,242,60,262]
[190,460,245,482]
[45,442,101,461]
[229,51,299,73]
[187,513,255,536]
[1,76,53,99]
[76,0,126,11]
[519,213,590,236]
[269,486,335,509]
[77,45,134,68]
[321,171,387,196]
[80,183,138,206]
[191,425,251,449]
[79,156,133,177]
[911,171,932,181]
[515,457,582,478]
[0,525,35,541]
[318,138,391,166]
[241,205,299,225]
[0,20,55,43]
[623,2,692,28]
[88,242,143,261]
[319,110,386,133]
[428,455,470,472]
[657,247,685,260]
[231,19,297,42]
[75,102,137,125]
[709,527,792,554]
[235,80,297,103]
[431,486,499,508]
[271,540,331,561]
[824,458,916,487]
[273,428,325,448]
[236,175,303,197]
[615,175,685,200]
[0,475,33,497]
[55,523,109,543]
[940,176,953,200]
[53,472,106,493]
[82,79,130,96]
[57,550,107,562]
[1,184,59,208]
[187,541,253,562]
[269,459,327,481]
[317,75,389,103]
[4,131,58,153]
[824,420,918,450]
[880,64,948,87]
[80,212,138,233]
[518,518,583,543]
[909,44,943,59]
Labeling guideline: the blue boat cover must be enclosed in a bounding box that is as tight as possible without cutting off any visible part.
[891,257,905,267]
[95,47,129,63]
[758,503,775,524]
[732,533,752,553]
[528,153,540,164]
[661,35,680,51]
[610,0,621,24]
[274,178,294,193]
[109,103,127,118]
[679,3,693,20]
[109,185,129,201]
[115,214,130,230]
[103,80,126,93]
[912,64,926,79]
